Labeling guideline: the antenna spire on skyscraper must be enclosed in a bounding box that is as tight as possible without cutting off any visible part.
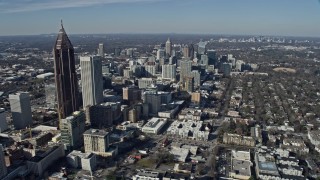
[61,19,64,29]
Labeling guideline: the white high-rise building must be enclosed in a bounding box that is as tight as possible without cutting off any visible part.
[80,56,103,108]
[157,49,165,60]
[180,60,192,81]
[98,43,104,57]
[0,144,7,179]
[162,64,176,81]
[144,65,156,77]
[0,109,8,133]
[166,38,172,56]
[9,92,32,129]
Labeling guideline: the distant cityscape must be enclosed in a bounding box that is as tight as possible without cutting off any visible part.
[0,21,319,180]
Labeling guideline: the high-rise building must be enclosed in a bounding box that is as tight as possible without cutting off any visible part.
[180,59,192,81]
[162,64,176,81]
[9,92,32,129]
[165,38,172,56]
[80,56,103,108]
[128,108,139,123]
[45,82,56,109]
[183,45,189,58]
[138,78,156,89]
[98,43,104,57]
[83,129,109,157]
[198,41,207,55]
[191,92,201,104]
[0,109,8,133]
[207,50,217,66]
[157,49,165,60]
[143,91,172,116]
[191,70,201,88]
[123,86,141,102]
[60,111,86,150]
[188,44,195,59]
[0,144,7,179]
[222,63,232,77]
[144,65,156,77]
[53,21,79,120]
[200,55,209,67]
[85,102,121,128]
[183,76,194,93]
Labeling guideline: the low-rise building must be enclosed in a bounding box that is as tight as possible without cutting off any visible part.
[167,120,210,141]
[27,145,65,176]
[66,150,97,171]
[223,133,255,147]
[229,150,252,180]
[141,118,167,134]
[133,169,160,180]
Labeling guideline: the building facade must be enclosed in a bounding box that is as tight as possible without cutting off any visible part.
[80,56,103,108]
[83,129,109,157]
[60,111,86,150]
[53,22,80,120]
[9,92,32,129]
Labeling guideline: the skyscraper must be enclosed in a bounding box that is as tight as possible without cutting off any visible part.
[53,21,80,120]
[80,56,103,108]
[180,59,192,81]
[165,38,172,56]
[9,92,32,129]
[183,45,189,58]
[162,64,176,81]
[98,43,104,57]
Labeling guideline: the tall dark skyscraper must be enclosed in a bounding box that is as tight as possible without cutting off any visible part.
[53,21,79,120]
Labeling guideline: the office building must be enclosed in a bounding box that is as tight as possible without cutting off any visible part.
[83,129,110,157]
[166,38,172,56]
[142,117,168,134]
[200,54,208,66]
[191,70,201,88]
[207,50,217,66]
[162,64,176,81]
[180,60,192,80]
[157,49,165,60]
[143,91,172,115]
[183,45,189,58]
[144,65,156,77]
[98,43,104,57]
[9,92,32,129]
[80,56,103,108]
[191,92,201,104]
[123,86,141,102]
[0,144,7,179]
[198,41,207,55]
[128,108,139,123]
[222,63,232,77]
[183,77,194,93]
[188,44,195,59]
[67,150,96,171]
[45,82,56,109]
[27,145,65,176]
[0,109,8,132]
[86,102,121,128]
[53,21,79,120]
[60,111,86,150]
[138,78,156,89]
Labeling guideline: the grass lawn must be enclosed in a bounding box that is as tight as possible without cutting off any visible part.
[136,158,157,168]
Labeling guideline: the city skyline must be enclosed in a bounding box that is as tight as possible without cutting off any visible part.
[0,0,320,37]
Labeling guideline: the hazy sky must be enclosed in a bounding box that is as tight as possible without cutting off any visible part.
[0,0,320,36]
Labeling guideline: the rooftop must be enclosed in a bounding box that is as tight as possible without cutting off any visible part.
[84,129,109,137]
